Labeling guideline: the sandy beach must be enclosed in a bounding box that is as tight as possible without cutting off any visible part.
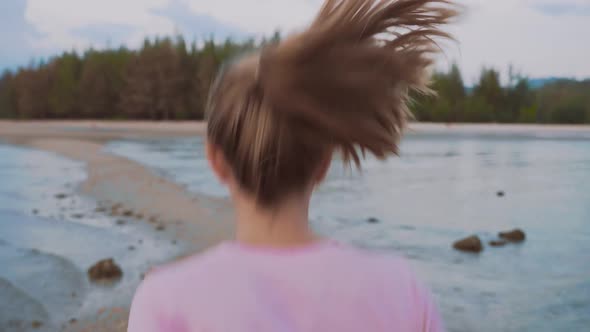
[0,121,230,331]
[1,121,233,244]
[2,120,590,331]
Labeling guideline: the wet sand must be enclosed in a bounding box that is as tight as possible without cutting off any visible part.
[1,121,233,244]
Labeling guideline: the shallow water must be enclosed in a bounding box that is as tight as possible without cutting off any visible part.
[0,145,187,331]
[107,128,590,332]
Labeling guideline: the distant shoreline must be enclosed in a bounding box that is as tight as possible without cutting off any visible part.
[1,120,589,142]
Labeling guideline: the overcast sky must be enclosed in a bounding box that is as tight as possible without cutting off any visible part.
[2,0,589,83]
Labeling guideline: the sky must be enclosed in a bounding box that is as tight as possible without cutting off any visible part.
[1,0,589,83]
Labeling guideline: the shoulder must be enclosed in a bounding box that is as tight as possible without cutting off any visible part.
[335,244,427,295]
[340,245,443,330]
[134,243,231,303]
[333,243,415,277]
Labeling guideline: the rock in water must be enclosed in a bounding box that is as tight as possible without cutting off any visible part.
[489,239,508,247]
[88,258,123,282]
[499,229,526,242]
[367,217,380,224]
[496,191,505,197]
[453,235,483,253]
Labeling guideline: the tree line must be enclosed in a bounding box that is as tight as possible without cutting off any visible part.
[0,35,589,123]
[413,65,590,124]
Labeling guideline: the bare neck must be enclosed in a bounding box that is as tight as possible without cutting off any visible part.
[232,193,318,248]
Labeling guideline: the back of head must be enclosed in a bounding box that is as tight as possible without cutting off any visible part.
[207,0,458,206]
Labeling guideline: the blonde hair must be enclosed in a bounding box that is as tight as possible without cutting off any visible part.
[207,0,458,205]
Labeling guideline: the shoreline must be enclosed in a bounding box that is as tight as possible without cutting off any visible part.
[1,119,589,242]
[0,121,230,331]
[1,120,588,244]
[0,120,232,247]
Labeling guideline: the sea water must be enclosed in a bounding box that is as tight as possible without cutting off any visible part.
[106,127,590,332]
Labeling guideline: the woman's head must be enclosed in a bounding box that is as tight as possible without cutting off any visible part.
[206,0,457,207]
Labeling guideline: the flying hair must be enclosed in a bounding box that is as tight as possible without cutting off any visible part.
[207,0,459,205]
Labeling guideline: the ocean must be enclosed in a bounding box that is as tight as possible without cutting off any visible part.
[105,128,590,332]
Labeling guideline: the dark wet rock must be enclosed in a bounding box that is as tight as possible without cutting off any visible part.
[453,235,483,253]
[128,245,135,251]
[71,291,76,298]
[156,224,166,231]
[148,216,158,223]
[497,191,505,197]
[135,213,144,219]
[172,240,177,245]
[69,318,78,324]
[110,204,122,216]
[499,229,526,242]
[71,213,84,219]
[122,210,134,217]
[30,248,40,254]
[88,258,123,282]
[489,239,508,247]
[367,217,380,224]
[116,219,126,226]
[32,209,39,215]
[95,206,107,213]
[55,193,68,199]
[31,320,43,328]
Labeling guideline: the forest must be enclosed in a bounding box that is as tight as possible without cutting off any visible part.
[1,35,589,123]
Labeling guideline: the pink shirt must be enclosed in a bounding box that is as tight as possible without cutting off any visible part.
[128,241,443,332]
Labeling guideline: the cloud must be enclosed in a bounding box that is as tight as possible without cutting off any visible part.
[442,0,590,83]
[151,1,249,41]
[532,2,590,16]
[152,0,590,82]
[71,24,136,49]
[24,0,175,51]
[0,0,589,81]
[0,0,46,69]
[179,0,320,35]
[16,0,259,56]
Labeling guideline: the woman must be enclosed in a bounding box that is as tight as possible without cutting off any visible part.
[128,0,457,331]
